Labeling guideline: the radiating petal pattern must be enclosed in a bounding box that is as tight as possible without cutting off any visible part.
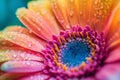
[1,61,45,73]
[0,27,45,52]
[28,0,61,34]
[16,8,55,41]
[0,0,120,79]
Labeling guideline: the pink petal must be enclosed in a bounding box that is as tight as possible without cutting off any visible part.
[1,61,45,73]
[105,46,120,63]
[0,49,43,62]
[0,73,32,80]
[18,73,49,80]
[96,63,120,80]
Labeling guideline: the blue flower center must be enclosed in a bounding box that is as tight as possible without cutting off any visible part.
[59,39,91,68]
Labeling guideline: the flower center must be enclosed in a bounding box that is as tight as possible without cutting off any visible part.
[44,26,105,77]
[59,39,91,68]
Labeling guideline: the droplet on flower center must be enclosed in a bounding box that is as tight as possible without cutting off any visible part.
[59,39,91,68]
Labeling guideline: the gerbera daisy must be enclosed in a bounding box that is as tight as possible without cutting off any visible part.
[0,0,120,80]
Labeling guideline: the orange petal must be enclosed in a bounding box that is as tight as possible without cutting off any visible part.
[2,26,47,47]
[51,0,116,32]
[103,1,120,41]
[88,0,116,32]
[51,0,78,30]
[28,0,61,34]
[16,8,54,41]
[0,27,45,52]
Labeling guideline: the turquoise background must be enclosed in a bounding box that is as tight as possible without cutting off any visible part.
[0,0,29,30]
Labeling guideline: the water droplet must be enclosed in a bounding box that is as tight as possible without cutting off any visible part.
[13,54,17,58]
[100,5,104,9]
[41,10,46,15]
[94,13,97,17]
[61,20,64,23]
[69,10,74,16]
[66,25,70,29]
[94,1,98,4]
[70,0,73,3]
[80,11,83,15]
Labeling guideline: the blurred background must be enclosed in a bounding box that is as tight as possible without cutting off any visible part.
[0,0,30,30]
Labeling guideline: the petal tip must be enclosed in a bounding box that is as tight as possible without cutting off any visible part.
[16,7,27,18]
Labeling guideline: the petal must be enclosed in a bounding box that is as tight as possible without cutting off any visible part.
[103,1,120,40]
[16,8,54,41]
[105,46,120,63]
[0,27,45,52]
[106,31,120,48]
[96,63,120,80]
[18,73,49,80]
[2,26,47,47]
[88,0,116,32]
[0,73,31,80]
[1,61,45,73]
[51,0,116,32]
[28,0,61,34]
[0,48,43,62]
[51,0,78,30]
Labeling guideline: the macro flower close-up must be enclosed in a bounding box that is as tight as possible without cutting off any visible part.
[0,0,120,80]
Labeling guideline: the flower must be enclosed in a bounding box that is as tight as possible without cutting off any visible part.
[0,0,120,80]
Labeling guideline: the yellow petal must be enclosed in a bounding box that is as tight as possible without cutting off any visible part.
[28,0,61,35]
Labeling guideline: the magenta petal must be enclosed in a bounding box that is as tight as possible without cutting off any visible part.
[1,61,45,73]
[18,73,49,80]
[105,46,120,63]
[96,63,120,80]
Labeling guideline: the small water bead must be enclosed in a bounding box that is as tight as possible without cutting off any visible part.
[69,10,74,17]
